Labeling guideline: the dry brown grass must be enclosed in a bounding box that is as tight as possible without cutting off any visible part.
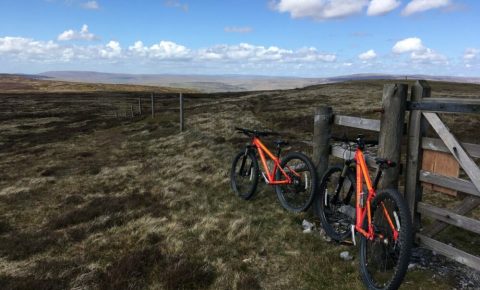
[0,79,479,289]
[0,75,194,93]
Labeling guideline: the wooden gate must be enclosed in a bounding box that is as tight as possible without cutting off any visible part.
[312,80,480,270]
[404,80,480,269]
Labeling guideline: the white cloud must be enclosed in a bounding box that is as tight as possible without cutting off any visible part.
[272,0,455,20]
[3,35,475,76]
[402,0,450,16]
[196,43,336,63]
[58,24,98,41]
[128,41,148,57]
[129,41,190,60]
[0,37,59,57]
[392,37,447,64]
[100,41,122,58]
[224,26,253,33]
[1,36,338,66]
[149,41,190,59]
[410,48,446,63]
[81,1,100,10]
[2,35,462,75]
[296,47,337,62]
[464,48,479,60]
[367,0,401,16]
[358,49,377,60]
[392,37,425,53]
[274,0,368,21]
[0,36,96,63]
[463,48,479,69]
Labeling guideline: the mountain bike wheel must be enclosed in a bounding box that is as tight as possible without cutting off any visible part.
[314,165,356,242]
[275,152,317,213]
[231,150,259,200]
[359,189,413,290]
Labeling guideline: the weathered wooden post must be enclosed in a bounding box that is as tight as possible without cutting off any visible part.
[115,111,118,118]
[179,93,184,132]
[130,104,134,118]
[138,98,142,115]
[377,83,408,190]
[405,80,430,228]
[151,93,154,118]
[313,106,333,179]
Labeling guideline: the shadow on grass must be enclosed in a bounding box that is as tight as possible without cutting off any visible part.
[0,275,69,290]
[99,245,216,290]
[0,192,165,260]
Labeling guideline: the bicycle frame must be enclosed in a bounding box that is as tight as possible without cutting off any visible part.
[354,149,399,241]
[251,136,299,185]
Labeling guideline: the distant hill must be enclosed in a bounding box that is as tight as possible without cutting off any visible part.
[37,71,480,93]
[0,74,192,93]
[4,71,480,93]
[38,71,325,92]
[323,73,480,84]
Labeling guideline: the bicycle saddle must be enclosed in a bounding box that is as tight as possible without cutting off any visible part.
[375,158,396,169]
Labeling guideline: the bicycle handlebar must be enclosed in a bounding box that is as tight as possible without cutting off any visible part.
[331,135,378,146]
[235,127,280,137]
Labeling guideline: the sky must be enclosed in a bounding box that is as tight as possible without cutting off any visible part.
[0,0,479,77]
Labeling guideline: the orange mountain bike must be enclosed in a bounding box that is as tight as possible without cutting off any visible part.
[231,127,317,212]
[313,135,412,290]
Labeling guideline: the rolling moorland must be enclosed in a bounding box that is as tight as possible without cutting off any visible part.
[17,71,480,93]
[0,75,479,289]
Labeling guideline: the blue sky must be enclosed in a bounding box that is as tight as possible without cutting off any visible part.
[0,0,479,77]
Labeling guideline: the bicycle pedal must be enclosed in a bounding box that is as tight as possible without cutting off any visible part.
[341,240,354,246]
[351,225,356,246]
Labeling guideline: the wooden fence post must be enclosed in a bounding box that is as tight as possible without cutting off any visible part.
[130,104,134,118]
[405,80,430,228]
[313,106,333,179]
[115,112,118,118]
[377,83,408,190]
[151,93,154,118]
[179,93,184,132]
[138,98,142,115]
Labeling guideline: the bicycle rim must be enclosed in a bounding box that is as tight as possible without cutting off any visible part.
[231,151,258,199]
[319,167,356,241]
[276,153,316,212]
[359,190,412,290]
